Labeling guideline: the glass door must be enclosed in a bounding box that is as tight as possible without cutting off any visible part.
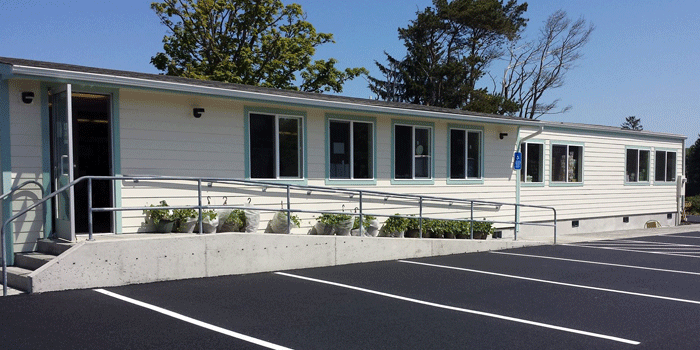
[51,84,75,241]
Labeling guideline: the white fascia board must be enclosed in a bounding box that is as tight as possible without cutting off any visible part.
[543,121,686,141]
[10,64,540,127]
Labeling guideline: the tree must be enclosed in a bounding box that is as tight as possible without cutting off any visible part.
[687,135,700,197]
[150,0,366,93]
[498,10,594,119]
[369,0,527,112]
[621,116,643,130]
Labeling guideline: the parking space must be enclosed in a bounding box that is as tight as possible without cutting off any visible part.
[2,231,700,349]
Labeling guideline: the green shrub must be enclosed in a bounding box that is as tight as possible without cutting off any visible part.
[382,214,409,234]
[225,209,247,230]
[687,196,700,215]
[143,200,173,225]
[318,213,353,227]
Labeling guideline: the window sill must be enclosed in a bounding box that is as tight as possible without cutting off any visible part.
[446,178,484,185]
[549,181,584,187]
[653,181,677,186]
[390,179,435,185]
[246,178,308,186]
[624,181,651,186]
[521,181,545,187]
[325,178,377,186]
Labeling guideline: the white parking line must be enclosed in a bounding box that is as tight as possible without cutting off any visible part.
[615,239,700,247]
[94,289,293,350]
[275,272,640,345]
[564,244,700,258]
[398,260,700,306]
[490,251,700,276]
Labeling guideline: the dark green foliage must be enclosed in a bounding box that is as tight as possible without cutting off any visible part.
[318,213,353,227]
[621,116,643,131]
[687,136,700,197]
[225,209,247,232]
[369,0,527,113]
[381,215,411,235]
[686,196,700,215]
[352,215,377,230]
[151,0,366,93]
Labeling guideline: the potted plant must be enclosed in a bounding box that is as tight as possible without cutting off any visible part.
[317,213,354,235]
[220,209,246,232]
[379,214,409,237]
[454,221,472,239]
[143,200,175,233]
[265,211,302,234]
[351,215,378,236]
[173,208,218,233]
[472,221,494,240]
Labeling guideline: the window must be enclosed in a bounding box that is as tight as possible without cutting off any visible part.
[655,150,676,182]
[551,144,582,183]
[394,124,432,179]
[520,142,543,183]
[625,148,649,183]
[249,113,303,179]
[450,129,481,179]
[329,119,373,179]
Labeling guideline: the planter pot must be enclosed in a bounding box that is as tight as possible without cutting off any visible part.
[154,219,175,233]
[181,218,219,234]
[444,232,456,239]
[473,232,488,240]
[309,221,334,235]
[404,229,421,238]
[334,218,354,236]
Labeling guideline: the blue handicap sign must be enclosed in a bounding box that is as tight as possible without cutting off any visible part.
[514,152,522,170]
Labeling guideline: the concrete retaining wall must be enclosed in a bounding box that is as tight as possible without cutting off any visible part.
[28,233,543,293]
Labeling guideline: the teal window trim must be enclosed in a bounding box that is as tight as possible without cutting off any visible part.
[391,119,435,185]
[624,146,651,186]
[653,148,678,185]
[244,106,308,186]
[446,124,484,185]
[520,139,545,186]
[550,141,584,186]
[324,113,377,186]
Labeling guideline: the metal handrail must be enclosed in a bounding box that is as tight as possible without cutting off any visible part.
[1,180,46,296]
[3,175,557,296]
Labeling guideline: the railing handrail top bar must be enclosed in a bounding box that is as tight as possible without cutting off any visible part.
[91,175,557,212]
[0,180,45,201]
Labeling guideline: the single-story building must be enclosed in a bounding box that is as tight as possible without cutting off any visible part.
[0,57,687,265]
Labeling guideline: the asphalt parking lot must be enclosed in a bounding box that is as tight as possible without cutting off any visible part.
[2,231,700,349]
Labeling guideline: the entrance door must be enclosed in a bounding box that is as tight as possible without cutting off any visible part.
[50,85,75,241]
[50,87,113,239]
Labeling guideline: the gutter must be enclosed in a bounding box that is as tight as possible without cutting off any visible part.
[515,125,544,237]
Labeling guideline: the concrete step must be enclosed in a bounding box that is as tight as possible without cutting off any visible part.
[14,252,56,271]
[4,266,32,292]
[37,239,74,255]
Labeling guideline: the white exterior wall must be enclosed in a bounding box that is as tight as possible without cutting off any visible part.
[8,79,44,252]
[118,89,520,233]
[518,127,683,235]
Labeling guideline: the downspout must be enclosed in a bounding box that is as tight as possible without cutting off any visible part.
[678,139,686,226]
[515,125,544,236]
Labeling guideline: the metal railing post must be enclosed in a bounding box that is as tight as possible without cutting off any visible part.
[419,197,423,238]
[359,191,364,236]
[197,179,203,235]
[286,185,291,234]
[514,204,519,241]
[2,220,6,296]
[470,201,474,239]
[88,178,94,241]
[553,208,558,245]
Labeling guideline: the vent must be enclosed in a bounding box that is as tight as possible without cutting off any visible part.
[572,220,579,228]
[667,213,673,219]
[623,217,629,223]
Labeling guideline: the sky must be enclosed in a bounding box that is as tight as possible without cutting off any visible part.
[1,0,697,145]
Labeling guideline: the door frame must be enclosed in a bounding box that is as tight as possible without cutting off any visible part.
[45,83,121,240]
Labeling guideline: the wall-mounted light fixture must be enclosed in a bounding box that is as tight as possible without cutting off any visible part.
[193,108,205,118]
[499,132,508,139]
[21,92,34,104]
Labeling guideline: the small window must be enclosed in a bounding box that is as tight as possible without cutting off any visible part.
[249,113,303,179]
[329,120,373,179]
[655,150,676,182]
[521,142,543,183]
[626,148,649,183]
[552,144,582,183]
[394,124,432,180]
[450,129,481,179]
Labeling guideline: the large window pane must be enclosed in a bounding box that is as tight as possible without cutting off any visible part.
[329,121,351,179]
[450,130,465,179]
[353,122,372,179]
[655,151,666,181]
[414,127,431,178]
[523,143,542,182]
[467,131,480,178]
[639,150,649,181]
[552,145,567,182]
[666,152,676,182]
[568,146,582,182]
[626,149,638,182]
[394,125,412,179]
[250,113,275,178]
[278,117,300,178]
